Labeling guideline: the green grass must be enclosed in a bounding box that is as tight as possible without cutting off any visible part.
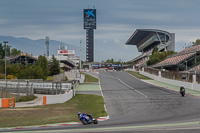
[46,76,53,81]
[81,73,99,83]
[0,94,107,128]
[126,71,152,80]
[0,92,37,103]
[16,95,37,102]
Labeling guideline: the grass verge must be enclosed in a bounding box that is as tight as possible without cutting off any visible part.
[126,71,152,80]
[16,95,37,102]
[81,73,99,83]
[0,94,107,128]
[0,92,37,103]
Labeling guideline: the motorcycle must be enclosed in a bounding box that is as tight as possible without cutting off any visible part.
[180,88,185,97]
[78,113,98,125]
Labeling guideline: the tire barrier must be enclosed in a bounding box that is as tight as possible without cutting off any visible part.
[0,98,15,108]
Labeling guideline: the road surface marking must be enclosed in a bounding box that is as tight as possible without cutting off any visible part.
[5,121,200,133]
[99,74,148,98]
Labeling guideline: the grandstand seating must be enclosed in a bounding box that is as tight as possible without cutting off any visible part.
[154,52,195,67]
[189,64,200,72]
[154,45,200,68]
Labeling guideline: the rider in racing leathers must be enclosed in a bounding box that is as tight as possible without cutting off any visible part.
[78,112,93,120]
[180,85,185,92]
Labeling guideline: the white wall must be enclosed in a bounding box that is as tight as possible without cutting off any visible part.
[42,90,73,105]
[140,70,200,91]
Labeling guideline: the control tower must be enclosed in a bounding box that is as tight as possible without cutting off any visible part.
[83,8,96,62]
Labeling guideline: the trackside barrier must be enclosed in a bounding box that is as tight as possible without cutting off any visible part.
[43,96,47,106]
[139,70,200,91]
[0,98,15,108]
[41,90,73,106]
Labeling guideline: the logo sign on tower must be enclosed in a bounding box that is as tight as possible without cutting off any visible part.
[83,9,96,29]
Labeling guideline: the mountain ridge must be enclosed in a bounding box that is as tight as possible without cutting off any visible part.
[0,35,115,62]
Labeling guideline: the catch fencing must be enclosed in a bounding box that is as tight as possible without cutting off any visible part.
[0,81,72,98]
[144,67,197,83]
[140,67,200,91]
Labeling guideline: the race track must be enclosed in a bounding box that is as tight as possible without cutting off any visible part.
[2,71,200,133]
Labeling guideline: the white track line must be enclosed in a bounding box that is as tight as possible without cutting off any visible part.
[99,73,148,98]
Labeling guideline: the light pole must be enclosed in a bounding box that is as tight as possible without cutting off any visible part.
[185,60,188,71]
[9,46,12,57]
[4,41,8,98]
[80,40,82,78]
[80,40,82,69]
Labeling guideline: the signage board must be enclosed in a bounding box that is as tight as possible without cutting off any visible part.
[84,9,96,29]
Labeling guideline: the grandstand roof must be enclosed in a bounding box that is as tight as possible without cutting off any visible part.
[189,64,200,72]
[154,45,200,68]
[154,52,195,67]
[126,29,171,45]
[8,53,38,65]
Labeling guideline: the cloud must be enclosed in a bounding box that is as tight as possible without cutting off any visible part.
[103,40,108,44]
[1,0,200,61]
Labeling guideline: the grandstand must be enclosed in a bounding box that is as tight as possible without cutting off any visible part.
[153,45,200,71]
[126,29,175,68]
[8,52,76,71]
[8,52,37,65]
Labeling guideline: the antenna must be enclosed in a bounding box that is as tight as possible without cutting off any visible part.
[93,5,95,9]
[45,36,50,57]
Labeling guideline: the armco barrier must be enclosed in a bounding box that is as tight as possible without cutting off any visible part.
[0,98,15,108]
[41,90,73,105]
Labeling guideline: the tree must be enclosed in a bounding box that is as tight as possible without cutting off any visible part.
[49,55,60,76]
[195,39,200,45]
[18,65,44,79]
[11,48,21,56]
[36,55,49,79]
[152,46,158,54]
[0,43,4,59]
[6,63,22,78]
[147,51,175,66]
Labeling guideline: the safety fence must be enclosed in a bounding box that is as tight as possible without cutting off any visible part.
[0,81,72,98]
[140,69,200,91]
[53,72,66,82]
[144,67,198,83]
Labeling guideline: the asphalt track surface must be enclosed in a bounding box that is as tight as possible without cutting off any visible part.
[2,71,200,133]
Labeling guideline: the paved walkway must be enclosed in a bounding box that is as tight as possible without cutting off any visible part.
[143,80,200,97]
[15,94,43,107]
[76,84,101,96]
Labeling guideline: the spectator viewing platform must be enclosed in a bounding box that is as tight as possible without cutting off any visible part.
[126,29,175,68]
[153,44,200,71]
[126,29,175,53]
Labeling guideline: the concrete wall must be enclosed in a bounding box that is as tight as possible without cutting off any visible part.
[41,90,73,105]
[140,70,200,91]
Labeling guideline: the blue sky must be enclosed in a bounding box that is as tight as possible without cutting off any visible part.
[0,0,200,61]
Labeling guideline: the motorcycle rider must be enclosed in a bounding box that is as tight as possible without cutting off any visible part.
[78,112,93,120]
[180,85,185,92]
[180,85,185,96]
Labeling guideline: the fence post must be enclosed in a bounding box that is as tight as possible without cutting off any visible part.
[56,83,57,95]
[52,82,54,95]
[158,71,161,81]
[31,84,33,95]
[1,87,3,98]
